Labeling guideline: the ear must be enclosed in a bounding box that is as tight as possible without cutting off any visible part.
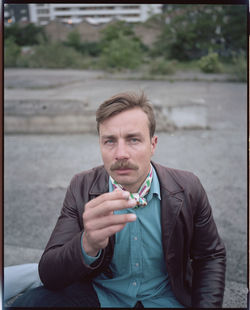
[150,135,158,156]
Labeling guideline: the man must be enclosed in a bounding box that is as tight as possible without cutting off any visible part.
[13,91,226,308]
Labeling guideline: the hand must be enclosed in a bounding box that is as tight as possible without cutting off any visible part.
[82,190,137,256]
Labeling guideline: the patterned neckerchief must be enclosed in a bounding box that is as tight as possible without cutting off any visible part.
[110,165,153,209]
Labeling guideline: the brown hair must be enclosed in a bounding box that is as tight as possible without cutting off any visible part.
[96,91,156,137]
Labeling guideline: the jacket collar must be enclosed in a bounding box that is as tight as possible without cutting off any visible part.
[151,161,184,195]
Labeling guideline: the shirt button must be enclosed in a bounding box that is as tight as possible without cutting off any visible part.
[135,263,139,267]
[132,281,137,286]
[134,236,138,241]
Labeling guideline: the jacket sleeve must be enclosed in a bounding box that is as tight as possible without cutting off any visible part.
[190,175,226,308]
[38,175,108,290]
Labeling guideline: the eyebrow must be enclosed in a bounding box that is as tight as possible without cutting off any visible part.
[100,132,143,140]
[125,133,143,139]
[101,135,116,141]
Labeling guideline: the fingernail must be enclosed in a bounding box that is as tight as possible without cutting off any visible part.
[122,191,130,199]
[129,214,137,220]
[128,199,137,206]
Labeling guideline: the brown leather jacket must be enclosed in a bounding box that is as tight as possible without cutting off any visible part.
[39,162,226,308]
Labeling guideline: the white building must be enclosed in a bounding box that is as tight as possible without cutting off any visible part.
[28,4,162,25]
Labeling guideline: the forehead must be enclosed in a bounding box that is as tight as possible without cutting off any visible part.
[99,108,149,136]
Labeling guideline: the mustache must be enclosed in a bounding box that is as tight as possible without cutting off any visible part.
[110,161,139,171]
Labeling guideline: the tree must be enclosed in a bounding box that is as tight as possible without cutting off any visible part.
[220,5,247,58]
[4,23,47,46]
[152,5,246,61]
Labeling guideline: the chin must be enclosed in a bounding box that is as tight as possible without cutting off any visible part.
[115,175,134,186]
[115,175,131,183]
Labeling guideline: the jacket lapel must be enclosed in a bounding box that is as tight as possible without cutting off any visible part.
[89,165,109,197]
[161,189,183,255]
[152,162,184,255]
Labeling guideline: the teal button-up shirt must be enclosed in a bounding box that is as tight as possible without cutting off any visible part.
[82,167,184,308]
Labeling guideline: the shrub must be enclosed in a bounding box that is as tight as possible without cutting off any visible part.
[16,43,92,69]
[199,51,222,73]
[28,43,79,68]
[99,34,143,70]
[77,42,102,57]
[100,21,135,44]
[149,58,176,75]
[232,51,247,82]
[16,53,31,68]
[4,37,21,67]
[64,30,82,51]
[64,31,102,57]
[99,20,145,70]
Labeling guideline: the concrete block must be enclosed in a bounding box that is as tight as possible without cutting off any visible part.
[166,98,208,129]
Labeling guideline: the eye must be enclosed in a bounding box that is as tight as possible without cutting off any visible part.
[104,139,114,145]
[129,138,139,144]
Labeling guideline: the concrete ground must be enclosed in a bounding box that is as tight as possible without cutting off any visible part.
[4,69,248,307]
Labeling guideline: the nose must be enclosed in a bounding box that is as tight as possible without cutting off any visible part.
[114,140,129,161]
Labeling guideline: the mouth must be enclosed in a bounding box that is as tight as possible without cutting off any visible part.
[115,167,133,170]
[114,168,133,174]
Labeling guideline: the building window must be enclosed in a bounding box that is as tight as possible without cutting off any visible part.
[125,14,139,17]
[121,6,140,9]
[55,7,70,11]
[80,6,114,11]
[37,9,49,14]
[102,6,114,10]
[98,14,113,18]
[57,15,71,19]
[96,6,114,10]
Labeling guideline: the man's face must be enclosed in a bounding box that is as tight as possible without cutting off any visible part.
[99,107,157,193]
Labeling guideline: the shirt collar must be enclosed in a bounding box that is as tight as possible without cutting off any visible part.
[146,165,161,202]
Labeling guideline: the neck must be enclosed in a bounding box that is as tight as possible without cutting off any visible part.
[123,184,141,193]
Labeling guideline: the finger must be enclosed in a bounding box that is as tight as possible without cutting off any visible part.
[90,223,131,245]
[86,190,130,209]
[84,198,137,220]
[85,213,137,231]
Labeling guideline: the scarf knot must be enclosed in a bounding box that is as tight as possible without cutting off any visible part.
[110,165,153,208]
